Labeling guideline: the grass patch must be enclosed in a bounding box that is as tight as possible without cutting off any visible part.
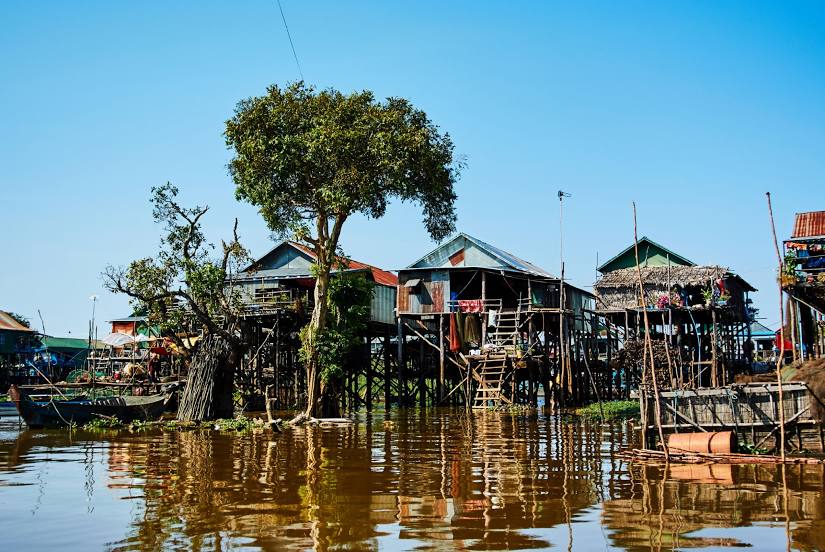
[575,400,640,421]
[79,416,268,433]
[211,417,265,432]
[83,417,125,430]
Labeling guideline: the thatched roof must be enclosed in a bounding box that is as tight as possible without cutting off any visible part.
[595,265,731,288]
[594,265,755,311]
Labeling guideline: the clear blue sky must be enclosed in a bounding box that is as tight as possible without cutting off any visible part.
[2,1,824,337]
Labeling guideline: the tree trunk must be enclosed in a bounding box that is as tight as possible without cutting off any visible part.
[304,268,330,417]
[177,334,238,421]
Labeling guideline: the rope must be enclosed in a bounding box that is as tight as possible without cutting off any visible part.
[275,0,304,80]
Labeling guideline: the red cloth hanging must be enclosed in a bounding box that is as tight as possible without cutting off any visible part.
[458,299,483,313]
[449,313,461,353]
[774,331,793,352]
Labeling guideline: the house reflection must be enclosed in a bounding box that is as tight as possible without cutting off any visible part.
[96,411,618,551]
[602,463,825,552]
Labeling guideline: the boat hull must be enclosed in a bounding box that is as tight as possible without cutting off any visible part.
[7,385,169,428]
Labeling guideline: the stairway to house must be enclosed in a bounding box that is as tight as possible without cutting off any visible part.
[488,309,522,348]
[472,353,513,409]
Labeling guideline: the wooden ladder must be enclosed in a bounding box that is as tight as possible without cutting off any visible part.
[472,353,513,409]
[488,309,522,348]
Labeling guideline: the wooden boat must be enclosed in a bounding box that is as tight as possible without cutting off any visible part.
[0,401,18,418]
[7,385,171,428]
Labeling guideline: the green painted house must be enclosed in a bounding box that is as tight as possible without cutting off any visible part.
[597,237,694,274]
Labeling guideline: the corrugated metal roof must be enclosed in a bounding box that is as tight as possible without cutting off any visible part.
[41,336,104,350]
[288,241,398,286]
[107,315,147,323]
[0,311,34,332]
[791,211,825,239]
[243,241,398,287]
[406,233,557,279]
[463,234,557,278]
[750,321,775,337]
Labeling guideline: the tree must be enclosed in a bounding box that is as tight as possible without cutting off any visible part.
[8,312,31,328]
[225,82,461,417]
[303,272,374,413]
[103,183,250,420]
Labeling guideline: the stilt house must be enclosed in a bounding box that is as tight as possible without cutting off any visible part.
[783,211,825,359]
[230,241,398,410]
[233,241,397,326]
[594,237,756,390]
[397,233,596,408]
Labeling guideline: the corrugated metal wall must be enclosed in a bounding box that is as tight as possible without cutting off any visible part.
[371,284,397,325]
[397,270,449,314]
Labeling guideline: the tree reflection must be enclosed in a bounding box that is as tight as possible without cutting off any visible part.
[93,411,616,550]
[3,411,821,551]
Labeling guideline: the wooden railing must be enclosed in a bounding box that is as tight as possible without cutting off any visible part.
[445,298,503,312]
[241,287,313,316]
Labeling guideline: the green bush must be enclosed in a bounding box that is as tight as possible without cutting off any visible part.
[211,417,264,432]
[575,400,640,421]
[83,417,125,430]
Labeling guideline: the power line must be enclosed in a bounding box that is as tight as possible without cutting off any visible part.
[276,0,304,81]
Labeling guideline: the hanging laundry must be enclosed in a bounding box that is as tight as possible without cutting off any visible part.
[488,308,498,328]
[449,313,461,353]
[456,311,466,352]
[464,313,481,347]
[457,299,483,313]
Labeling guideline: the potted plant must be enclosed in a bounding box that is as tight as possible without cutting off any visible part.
[701,286,713,307]
[717,292,730,306]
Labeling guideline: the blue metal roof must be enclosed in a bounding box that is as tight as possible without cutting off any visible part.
[464,234,556,279]
[750,321,775,337]
[406,233,557,279]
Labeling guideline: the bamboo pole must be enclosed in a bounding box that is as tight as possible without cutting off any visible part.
[633,202,668,459]
[766,192,787,461]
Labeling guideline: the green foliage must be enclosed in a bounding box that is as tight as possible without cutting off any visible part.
[7,312,30,328]
[782,251,798,277]
[225,82,461,243]
[212,416,263,432]
[83,417,124,430]
[300,274,373,383]
[103,183,250,346]
[226,82,460,412]
[738,442,769,455]
[575,400,640,421]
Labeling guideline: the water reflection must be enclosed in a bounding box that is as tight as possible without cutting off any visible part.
[603,462,825,552]
[0,410,822,551]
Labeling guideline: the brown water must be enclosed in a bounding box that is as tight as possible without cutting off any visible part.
[0,409,823,551]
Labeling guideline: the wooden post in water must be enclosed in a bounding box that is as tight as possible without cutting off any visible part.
[366,334,373,411]
[632,202,668,458]
[384,327,391,411]
[438,314,445,403]
[766,192,787,461]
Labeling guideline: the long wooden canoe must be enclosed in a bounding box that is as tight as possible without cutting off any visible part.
[7,385,170,428]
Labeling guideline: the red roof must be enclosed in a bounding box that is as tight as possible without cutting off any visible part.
[289,241,398,287]
[0,311,34,332]
[791,211,825,239]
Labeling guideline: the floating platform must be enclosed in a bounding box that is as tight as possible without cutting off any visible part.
[641,382,825,453]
